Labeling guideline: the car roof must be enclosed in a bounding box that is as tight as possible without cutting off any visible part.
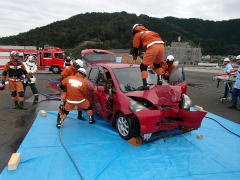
[89,62,140,69]
[81,49,115,55]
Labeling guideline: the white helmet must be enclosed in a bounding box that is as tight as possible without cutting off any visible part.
[27,55,36,61]
[10,51,19,57]
[74,59,84,69]
[223,57,230,62]
[166,55,174,61]
[26,55,36,65]
[77,67,86,76]
[132,24,142,34]
[236,55,240,60]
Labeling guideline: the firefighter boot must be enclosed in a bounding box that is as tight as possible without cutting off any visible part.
[89,115,96,124]
[33,95,39,105]
[19,101,27,110]
[157,75,163,85]
[78,111,85,121]
[142,79,150,90]
[13,101,19,109]
[56,113,67,128]
[56,114,62,128]
[228,104,237,109]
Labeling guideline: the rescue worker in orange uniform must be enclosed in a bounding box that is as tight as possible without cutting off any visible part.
[61,59,84,79]
[56,67,95,128]
[57,59,86,121]
[131,24,165,89]
[1,51,29,109]
[164,55,176,81]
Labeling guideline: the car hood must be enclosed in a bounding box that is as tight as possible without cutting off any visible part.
[125,84,185,105]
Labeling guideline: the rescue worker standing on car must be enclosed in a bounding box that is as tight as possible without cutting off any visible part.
[131,24,165,89]
[56,67,95,128]
[164,55,176,81]
[1,51,29,109]
[229,55,240,109]
[221,57,233,99]
[23,55,39,104]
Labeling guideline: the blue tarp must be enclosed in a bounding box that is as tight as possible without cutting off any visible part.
[0,110,240,180]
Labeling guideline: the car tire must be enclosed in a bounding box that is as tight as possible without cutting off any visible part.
[51,66,60,74]
[116,113,135,140]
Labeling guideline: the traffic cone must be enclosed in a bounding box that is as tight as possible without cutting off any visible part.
[128,137,142,146]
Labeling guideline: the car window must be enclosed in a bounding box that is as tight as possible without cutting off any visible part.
[54,53,63,59]
[88,67,99,85]
[82,52,116,62]
[86,66,91,78]
[44,52,52,58]
[113,67,157,92]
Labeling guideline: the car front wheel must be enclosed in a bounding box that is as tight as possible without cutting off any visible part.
[116,113,135,140]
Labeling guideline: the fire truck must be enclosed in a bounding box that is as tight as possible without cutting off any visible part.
[0,45,65,73]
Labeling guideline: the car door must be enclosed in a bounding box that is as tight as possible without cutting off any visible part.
[96,69,115,121]
[87,66,114,120]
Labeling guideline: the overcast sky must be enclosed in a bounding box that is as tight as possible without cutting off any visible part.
[0,0,240,37]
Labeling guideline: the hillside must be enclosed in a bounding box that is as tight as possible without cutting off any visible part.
[0,12,240,55]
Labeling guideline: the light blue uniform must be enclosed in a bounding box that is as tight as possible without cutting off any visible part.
[224,63,233,74]
[223,63,233,97]
[234,67,240,89]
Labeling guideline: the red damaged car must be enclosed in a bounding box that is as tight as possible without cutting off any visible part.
[81,49,207,142]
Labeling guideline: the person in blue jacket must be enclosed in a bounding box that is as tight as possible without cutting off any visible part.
[229,55,240,109]
[221,57,233,98]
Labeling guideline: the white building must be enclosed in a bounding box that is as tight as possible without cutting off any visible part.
[165,42,202,65]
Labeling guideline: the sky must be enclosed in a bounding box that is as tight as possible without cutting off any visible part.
[0,0,240,37]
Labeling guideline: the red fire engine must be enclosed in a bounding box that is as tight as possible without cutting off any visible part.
[0,46,65,73]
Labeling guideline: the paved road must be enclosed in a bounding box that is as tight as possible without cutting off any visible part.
[0,73,60,172]
[185,71,239,124]
[0,71,239,172]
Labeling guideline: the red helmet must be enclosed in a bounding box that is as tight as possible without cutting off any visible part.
[0,84,5,91]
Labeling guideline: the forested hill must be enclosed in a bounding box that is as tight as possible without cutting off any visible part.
[0,11,240,55]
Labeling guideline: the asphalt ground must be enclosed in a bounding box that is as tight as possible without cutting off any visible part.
[185,71,240,124]
[0,71,239,172]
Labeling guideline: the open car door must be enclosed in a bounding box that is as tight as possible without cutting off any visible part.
[169,65,187,93]
[87,66,114,120]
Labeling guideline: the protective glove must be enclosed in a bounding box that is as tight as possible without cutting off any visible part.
[27,78,31,83]
[57,83,65,90]
[0,80,5,91]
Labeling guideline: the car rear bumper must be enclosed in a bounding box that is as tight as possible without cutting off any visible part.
[133,108,207,134]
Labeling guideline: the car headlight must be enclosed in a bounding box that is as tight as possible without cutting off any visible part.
[182,94,192,109]
[129,100,147,112]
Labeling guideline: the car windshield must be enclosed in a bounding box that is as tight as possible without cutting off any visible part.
[113,67,157,92]
[82,52,116,62]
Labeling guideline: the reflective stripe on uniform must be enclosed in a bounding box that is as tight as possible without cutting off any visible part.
[66,99,86,104]
[9,65,22,69]
[140,31,152,34]
[9,78,22,82]
[147,41,165,48]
